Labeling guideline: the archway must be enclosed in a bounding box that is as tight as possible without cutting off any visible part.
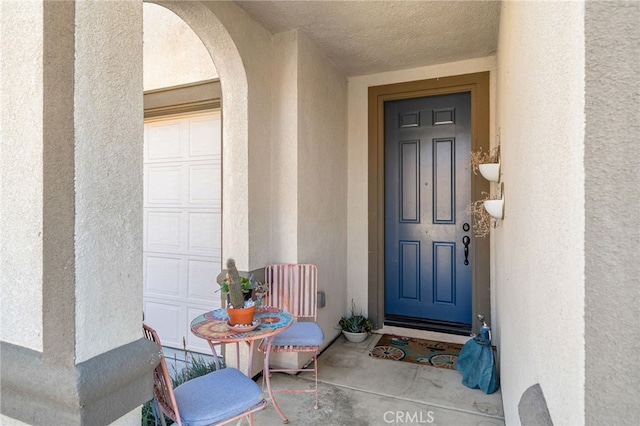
[142,1,249,353]
[149,0,250,267]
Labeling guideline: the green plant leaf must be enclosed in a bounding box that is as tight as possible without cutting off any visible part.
[337,299,374,333]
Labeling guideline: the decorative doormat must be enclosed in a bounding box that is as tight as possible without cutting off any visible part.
[369,334,464,370]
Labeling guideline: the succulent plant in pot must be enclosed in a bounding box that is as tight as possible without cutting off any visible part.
[337,299,375,343]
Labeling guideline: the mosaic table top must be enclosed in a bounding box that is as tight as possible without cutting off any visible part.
[190,306,293,343]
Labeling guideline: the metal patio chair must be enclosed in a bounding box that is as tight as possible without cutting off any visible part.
[142,324,266,426]
[259,263,324,424]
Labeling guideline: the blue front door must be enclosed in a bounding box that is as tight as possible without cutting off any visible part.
[384,92,472,326]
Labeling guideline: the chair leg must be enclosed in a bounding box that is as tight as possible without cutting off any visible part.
[152,399,168,426]
[314,351,319,410]
[260,358,270,392]
[263,343,289,424]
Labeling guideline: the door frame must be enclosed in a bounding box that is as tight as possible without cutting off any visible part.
[367,72,491,334]
[144,79,221,118]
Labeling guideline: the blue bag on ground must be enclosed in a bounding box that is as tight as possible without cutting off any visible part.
[455,319,499,394]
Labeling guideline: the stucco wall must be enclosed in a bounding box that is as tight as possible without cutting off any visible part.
[0,0,44,352]
[270,31,299,261]
[270,29,349,348]
[143,3,217,91]
[584,2,640,424]
[74,0,145,363]
[0,414,29,425]
[346,56,497,319]
[201,1,273,271]
[296,31,348,338]
[495,2,585,424]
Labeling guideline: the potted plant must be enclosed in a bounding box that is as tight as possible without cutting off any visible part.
[219,259,256,326]
[470,146,500,182]
[468,187,504,238]
[468,143,502,237]
[337,300,375,343]
[218,275,254,302]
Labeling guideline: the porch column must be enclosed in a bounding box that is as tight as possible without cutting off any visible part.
[584,2,640,424]
[1,1,160,424]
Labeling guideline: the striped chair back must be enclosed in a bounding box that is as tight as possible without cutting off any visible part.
[264,264,318,321]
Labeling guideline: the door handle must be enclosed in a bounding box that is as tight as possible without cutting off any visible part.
[462,236,471,265]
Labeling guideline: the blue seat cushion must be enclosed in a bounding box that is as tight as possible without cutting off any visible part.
[173,367,263,426]
[271,322,324,347]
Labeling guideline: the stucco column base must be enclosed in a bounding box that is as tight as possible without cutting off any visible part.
[1,339,161,425]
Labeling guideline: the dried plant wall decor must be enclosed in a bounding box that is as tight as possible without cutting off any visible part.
[468,184,503,238]
[468,136,503,237]
[469,193,495,238]
[469,146,500,176]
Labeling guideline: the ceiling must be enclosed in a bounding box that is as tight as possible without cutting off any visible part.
[234,0,501,77]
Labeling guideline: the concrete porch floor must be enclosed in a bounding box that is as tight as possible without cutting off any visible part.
[253,332,505,425]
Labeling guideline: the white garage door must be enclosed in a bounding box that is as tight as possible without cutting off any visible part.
[143,110,222,354]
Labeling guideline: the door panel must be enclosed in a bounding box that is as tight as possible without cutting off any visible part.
[400,241,420,300]
[433,138,455,223]
[385,93,472,326]
[433,242,455,304]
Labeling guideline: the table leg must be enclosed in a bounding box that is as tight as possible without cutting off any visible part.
[246,341,255,378]
[207,340,223,371]
[263,337,289,424]
[235,342,240,370]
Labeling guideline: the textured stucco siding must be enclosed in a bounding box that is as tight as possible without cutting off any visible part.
[297,30,348,339]
[73,0,144,363]
[0,0,44,351]
[495,2,585,424]
[200,0,273,271]
[143,3,218,91]
[270,31,299,261]
[584,2,640,424]
[197,1,274,270]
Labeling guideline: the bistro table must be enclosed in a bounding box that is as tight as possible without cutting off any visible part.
[190,306,293,378]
